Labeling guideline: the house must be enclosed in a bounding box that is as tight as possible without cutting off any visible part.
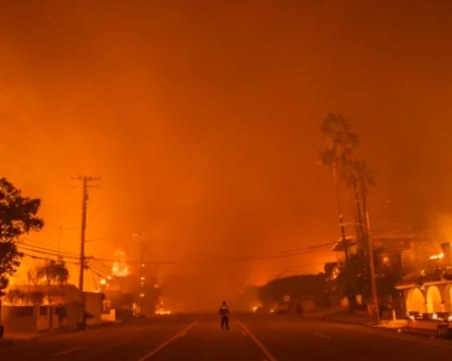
[1,284,104,333]
[396,241,452,320]
[331,235,422,315]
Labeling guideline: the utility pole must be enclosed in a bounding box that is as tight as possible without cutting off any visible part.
[72,176,100,329]
[132,232,146,317]
[333,163,353,311]
[333,164,349,260]
[139,241,145,316]
[365,211,379,324]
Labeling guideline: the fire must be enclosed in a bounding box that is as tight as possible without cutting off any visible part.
[155,309,172,315]
[429,252,445,260]
[112,250,129,277]
[155,296,171,315]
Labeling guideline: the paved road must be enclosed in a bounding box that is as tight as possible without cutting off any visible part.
[1,314,452,360]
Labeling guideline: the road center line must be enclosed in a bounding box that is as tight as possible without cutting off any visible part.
[54,346,84,357]
[137,320,198,361]
[236,320,278,361]
[312,332,331,340]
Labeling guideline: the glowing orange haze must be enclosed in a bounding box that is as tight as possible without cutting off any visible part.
[2,0,452,311]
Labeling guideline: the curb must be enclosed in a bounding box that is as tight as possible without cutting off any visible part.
[317,317,440,339]
[1,320,123,343]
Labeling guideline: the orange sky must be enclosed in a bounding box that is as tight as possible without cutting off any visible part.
[1,0,452,310]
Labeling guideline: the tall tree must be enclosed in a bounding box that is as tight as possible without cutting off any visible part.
[320,114,377,311]
[0,177,43,294]
[344,159,376,248]
[321,114,362,243]
[320,113,360,309]
[36,260,69,286]
[320,113,359,175]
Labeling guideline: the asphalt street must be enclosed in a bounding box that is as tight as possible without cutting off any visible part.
[1,314,451,360]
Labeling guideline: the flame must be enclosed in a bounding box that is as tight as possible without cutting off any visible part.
[429,252,445,260]
[155,309,172,315]
[112,249,129,277]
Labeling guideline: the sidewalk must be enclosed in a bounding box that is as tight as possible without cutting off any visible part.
[0,317,151,347]
[0,328,72,346]
[0,339,17,349]
[0,321,112,345]
[305,307,375,326]
[0,331,35,350]
[305,307,440,338]
[3,331,40,340]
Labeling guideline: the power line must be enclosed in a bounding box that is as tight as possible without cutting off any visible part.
[87,262,110,279]
[17,240,80,258]
[231,242,337,262]
[0,86,60,143]
[88,245,332,265]
[18,240,79,257]
[89,267,99,291]
[18,245,80,260]
[44,223,80,231]
[19,235,334,269]
[88,259,112,275]
[21,252,80,265]
[91,256,177,265]
[253,241,336,258]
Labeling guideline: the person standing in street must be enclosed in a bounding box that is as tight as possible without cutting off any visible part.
[219,301,230,330]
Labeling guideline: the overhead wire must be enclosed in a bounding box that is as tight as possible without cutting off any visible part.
[243,241,337,258]
[0,86,60,143]
[21,252,80,265]
[17,243,80,260]
[229,243,336,262]
[88,241,333,265]
[19,238,79,257]
[89,267,99,291]
[87,262,109,279]
[44,223,80,231]
[88,259,112,275]
[18,238,335,267]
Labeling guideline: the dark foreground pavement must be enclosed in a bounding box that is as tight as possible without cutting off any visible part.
[1,313,452,360]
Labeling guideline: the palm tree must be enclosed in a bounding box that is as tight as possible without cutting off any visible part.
[320,113,360,310]
[320,113,362,246]
[320,113,359,172]
[344,159,376,249]
[320,114,378,314]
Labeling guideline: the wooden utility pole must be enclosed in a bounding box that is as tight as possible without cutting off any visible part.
[72,176,100,329]
[333,164,353,311]
[139,240,145,316]
[79,176,87,300]
[365,211,379,324]
[333,164,349,258]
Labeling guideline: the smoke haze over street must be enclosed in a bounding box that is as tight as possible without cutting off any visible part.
[2,0,452,310]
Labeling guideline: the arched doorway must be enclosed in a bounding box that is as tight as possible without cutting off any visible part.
[426,286,443,313]
[406,288,426,314]
[447,285,452,313]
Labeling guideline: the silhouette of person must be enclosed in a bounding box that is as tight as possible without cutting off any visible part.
[219,301,230,330]
[295,302,304,316]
